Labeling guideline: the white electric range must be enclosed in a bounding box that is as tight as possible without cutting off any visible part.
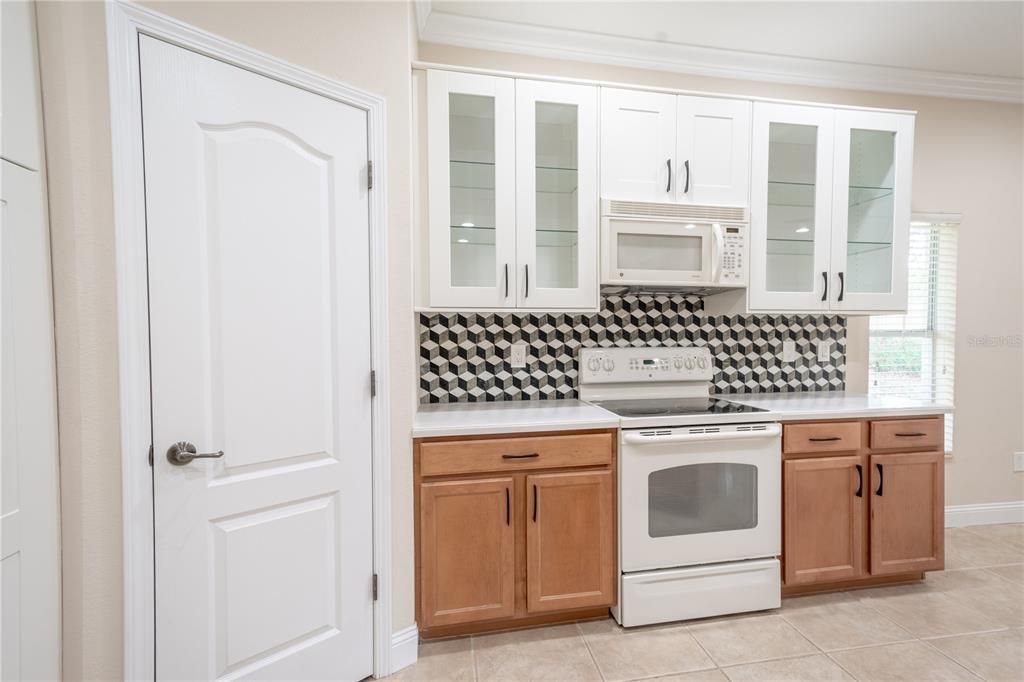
[580,346,782,627]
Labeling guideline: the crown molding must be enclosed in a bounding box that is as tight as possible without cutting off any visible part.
[417,9,1023,104]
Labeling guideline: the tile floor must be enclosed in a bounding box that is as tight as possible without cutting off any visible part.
[390,524,1024,681]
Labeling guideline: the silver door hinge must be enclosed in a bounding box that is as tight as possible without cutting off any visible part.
[367,160,374,190]
[370,369,377,398]
[372,573,379,601]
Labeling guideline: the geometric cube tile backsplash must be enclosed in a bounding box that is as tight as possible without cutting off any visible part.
[419,294,846,403]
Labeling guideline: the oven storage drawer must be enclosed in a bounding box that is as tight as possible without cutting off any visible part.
[418,432,614,477]
[870,418,943,451]
[783,421,862,454]
[618,559,780,627]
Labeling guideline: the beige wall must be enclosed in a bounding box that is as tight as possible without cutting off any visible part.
[418,42,1024,507]
[37,2,418,679]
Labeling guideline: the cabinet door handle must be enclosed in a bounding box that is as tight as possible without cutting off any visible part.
[855,464,863,498]
[666,159,672,192]
[683,159,690,194]
[504,263,509,298]
[501,453,539,460]
[524,264,530,299]
[838,271,845,302]
[875,463,884,496]
[505,487,510,526]
[821,271,828,302]
[809,436,842,442]
[894,432,927,437]
[532,484,538,522]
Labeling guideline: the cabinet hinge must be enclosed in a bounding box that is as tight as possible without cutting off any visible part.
[148,444,154,467]
[370,369,377,398]
[367,160,374,190]
[372,573,379,601]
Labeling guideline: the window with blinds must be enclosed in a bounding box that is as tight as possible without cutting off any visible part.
[869,217,959,453]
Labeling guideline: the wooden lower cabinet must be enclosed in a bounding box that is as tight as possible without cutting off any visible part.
[782,416,945,593]
[527,470,615,612]
[415,429,617,636]
[783,455,865,585]
[419,478,515,627]
[870,451,945,575]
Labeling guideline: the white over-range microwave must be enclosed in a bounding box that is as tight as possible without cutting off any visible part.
[601,199,749,291]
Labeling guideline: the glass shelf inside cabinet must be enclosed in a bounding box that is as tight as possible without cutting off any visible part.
[449,159,578,194]
[767,180,893,208]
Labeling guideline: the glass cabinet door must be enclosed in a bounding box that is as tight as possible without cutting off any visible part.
[515,80,597,308]
[427,70,516,308]
[830,110,914,311]
[749,103,835,311]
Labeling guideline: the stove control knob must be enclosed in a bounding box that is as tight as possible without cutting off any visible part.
[685,357,695,370]
[587,357,601,372]
[673,357,684,369]
[602,358,615,372]
[697,357,708,370]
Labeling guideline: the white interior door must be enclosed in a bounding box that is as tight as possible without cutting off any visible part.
[141,36,374,681]
[600,88,677,201]
[1,160,62,682]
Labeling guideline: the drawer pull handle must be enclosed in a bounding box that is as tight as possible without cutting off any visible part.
[855,464,863,498]
[502,453,540,460]
[894,432,927,437]
[876,463,884,496]
[809,436,842,442]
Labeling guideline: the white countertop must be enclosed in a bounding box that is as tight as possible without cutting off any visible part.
[721,392,953,423]
[413,392,953,438]
[413,399,620,438]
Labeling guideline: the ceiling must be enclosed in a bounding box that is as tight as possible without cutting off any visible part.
[417,1,1024,102]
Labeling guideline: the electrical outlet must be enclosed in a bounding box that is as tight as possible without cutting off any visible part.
[510,343,527,368]
[817,340,832,363]
[1014,451,1024,473]
[782,340,798,363]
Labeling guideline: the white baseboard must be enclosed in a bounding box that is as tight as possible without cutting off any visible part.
[390,625,418,675]
[945,502,1024,528]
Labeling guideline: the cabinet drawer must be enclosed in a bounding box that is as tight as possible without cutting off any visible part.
[870,418,943,451]
[420,432,613,477]
[784,421,862,455]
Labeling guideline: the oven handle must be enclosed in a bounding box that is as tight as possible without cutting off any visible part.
[622,424,781,445]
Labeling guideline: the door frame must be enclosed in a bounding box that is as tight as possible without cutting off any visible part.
[105,2,394,678]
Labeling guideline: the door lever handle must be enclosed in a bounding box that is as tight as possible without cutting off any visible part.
[166,441,225,466]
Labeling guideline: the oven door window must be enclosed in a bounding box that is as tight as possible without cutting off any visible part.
[648,463,758,537]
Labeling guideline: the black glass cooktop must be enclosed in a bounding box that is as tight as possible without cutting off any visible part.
[592,397,767,418]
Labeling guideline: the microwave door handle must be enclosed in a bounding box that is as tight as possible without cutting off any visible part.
[711,223,724,283]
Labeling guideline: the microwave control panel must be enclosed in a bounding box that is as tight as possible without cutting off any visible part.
[718,225,747,284]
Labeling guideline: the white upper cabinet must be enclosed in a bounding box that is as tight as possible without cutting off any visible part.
[428,70,517,308]
[600,88,677,202]
[749,102,914,313]
[427,70,598,309]
[601,89,751,206]
[423,68,915,314]
[829,110,914,312]
[675,96,751,206]
[750,103,835,311]
[515,79,598,308]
